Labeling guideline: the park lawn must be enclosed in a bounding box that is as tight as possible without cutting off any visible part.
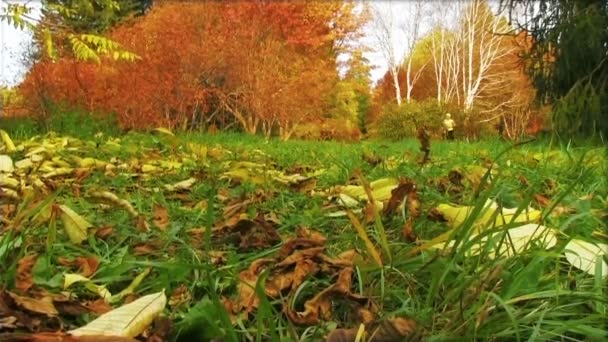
[0,128,606,341]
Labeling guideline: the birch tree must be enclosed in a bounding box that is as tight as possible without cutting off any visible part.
[458,0,515,112]
[399,0,428,104]
[426,2,454,104]
[371,1,402,106]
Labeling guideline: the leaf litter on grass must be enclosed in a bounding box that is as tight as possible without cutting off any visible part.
[1,130,606,341]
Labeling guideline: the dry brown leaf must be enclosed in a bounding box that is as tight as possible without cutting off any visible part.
[7,292,58,316]
[84,299,113,315]
[152,204,169,231]
[168,284,191,309]
[266,259,320,297]
[74,256,100,277]
[534,194,551,207]
[534,193,575,217]
[94,226,114,240]
[135,215,150,232]
[53,300,90,316]
[326,317,420,342]
[367,317,420,342]
[290,177,317,193]
[234,258,274,314]
[0,316,18,330]
[383,180,415,216]
[16,254,37,293]
[285,267,369,326]
[216,213,281,252]
[133,244,158,256]
[275,247,325,268]
[146,316,172,342]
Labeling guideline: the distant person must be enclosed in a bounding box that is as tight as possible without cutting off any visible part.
[443,113,455,140]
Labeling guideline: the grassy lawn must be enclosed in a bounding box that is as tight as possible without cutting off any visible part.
[0,128,606,341]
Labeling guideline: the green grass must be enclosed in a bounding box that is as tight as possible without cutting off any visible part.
[0,128,606,342]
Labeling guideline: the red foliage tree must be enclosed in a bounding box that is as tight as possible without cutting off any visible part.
[18,1,367,137]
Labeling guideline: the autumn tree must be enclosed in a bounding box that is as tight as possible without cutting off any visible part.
[372,0,537,139]
[17,1,368,139]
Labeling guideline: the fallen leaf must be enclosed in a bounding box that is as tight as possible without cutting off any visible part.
[135,215,151,232]
[168,284,192,309]
[69,291,167,338]
[152,127,174,136]
[163,178,196,192]
[326,317,420,342]
[0,130,17,152]
[0,155,14,172]
[85,299,113,315]
[152,204,169,231]
[234,259,274,313]
[217,213,282,252]
[94,226,114,240]
[16,254,37,293]
[89,191,139,218]
[7,292,58,316]
[63,274,112,301]
[53,299,91,316]
[564,239,608,277]
[285,267,370,326]
[431,224,558,258]
[58,204,92,244]
[74,256,100,277]
[383,180,415,216]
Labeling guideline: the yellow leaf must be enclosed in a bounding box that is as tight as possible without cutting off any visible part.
[64,273,112,301]
[69,290,167,338]
[564,239,608,277]
[59,204,91,244]
[0,130,16,152]
[153,127,174,136]
[110,268,152,303]
[0,175,19,189]
[222,168,265,185]
[141,164,159,173]
[14,158,34,170]
[431,224,558,258]
[164,177,196,192]
[187,143,208,160]
[0,155,14,172]
[345,209,383,267]
[89,191,139,217]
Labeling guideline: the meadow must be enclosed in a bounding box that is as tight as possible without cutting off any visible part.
[0,120,606,341]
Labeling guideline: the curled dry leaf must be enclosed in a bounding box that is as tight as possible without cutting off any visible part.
[285,267,371,326]
[216,212,282,252]
[7,292,58,316]
[152,204,169,231]
[326,317,420,342]
[89,191,139,218]
[16,254,37,294]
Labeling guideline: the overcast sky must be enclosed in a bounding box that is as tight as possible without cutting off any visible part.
[1,1,503,87]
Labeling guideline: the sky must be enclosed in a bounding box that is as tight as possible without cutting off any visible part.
[0,1,504,87]
[0,0,42,86]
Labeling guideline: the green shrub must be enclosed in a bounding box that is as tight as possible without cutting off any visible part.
[376,100,448,140]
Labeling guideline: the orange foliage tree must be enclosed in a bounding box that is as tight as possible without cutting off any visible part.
[371,0,538,139]
[18,1,367,138]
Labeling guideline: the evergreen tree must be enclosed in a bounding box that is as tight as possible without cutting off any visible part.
[500,0,608,138]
